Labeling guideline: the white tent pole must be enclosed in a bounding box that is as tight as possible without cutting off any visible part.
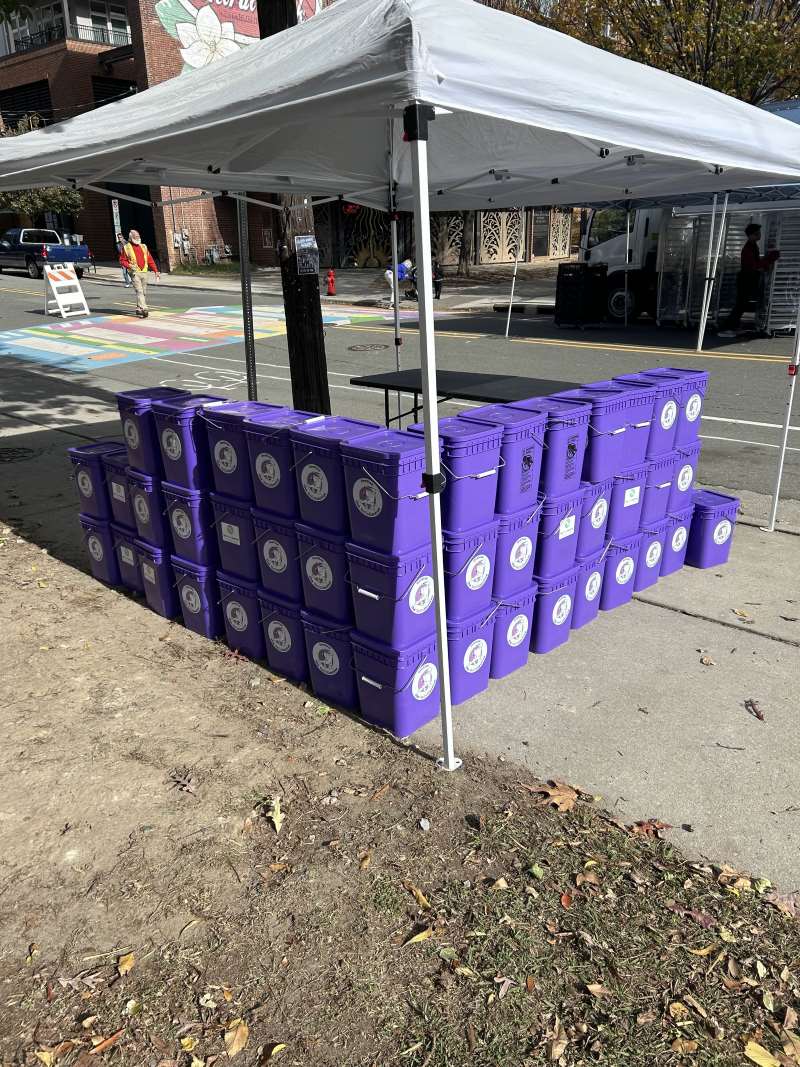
[388,119,403,423]
[406,102,460,773]
[236,198,258,401]
[696,193,717,351]
[697,193,729,352]
[765,313,800,531]
[624,206,630,328]
[505,208,522,338]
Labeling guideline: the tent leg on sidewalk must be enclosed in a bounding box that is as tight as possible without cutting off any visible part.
[764,306,800,532]
[237,198,258,401]
[390,212,403,422]
[407,103,461,774]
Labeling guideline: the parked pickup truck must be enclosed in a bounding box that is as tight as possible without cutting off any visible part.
[0,227,91,280]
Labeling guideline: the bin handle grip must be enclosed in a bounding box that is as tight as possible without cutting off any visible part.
[440,460,497,483]
[344,560,427,603]
[357,465,427,502]
[358,657,436,695]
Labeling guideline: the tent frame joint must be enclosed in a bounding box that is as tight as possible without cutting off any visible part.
[403,102,435,141]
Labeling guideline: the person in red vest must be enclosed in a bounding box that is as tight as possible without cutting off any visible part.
[718,223,779,337]
[119,230,160,318]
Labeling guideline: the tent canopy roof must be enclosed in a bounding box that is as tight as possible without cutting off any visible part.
[4,0,800,210]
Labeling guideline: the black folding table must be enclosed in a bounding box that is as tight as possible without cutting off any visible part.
[349,368,580,426]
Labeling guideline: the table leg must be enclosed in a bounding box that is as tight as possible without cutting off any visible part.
[384,389,390,428]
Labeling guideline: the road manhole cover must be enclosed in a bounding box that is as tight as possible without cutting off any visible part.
[0,447,44,464]
[348,343,390,352]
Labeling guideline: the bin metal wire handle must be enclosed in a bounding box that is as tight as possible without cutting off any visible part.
[358,656,436,695]
[357,464,427,502]
[440,460,498,483]
[345,560,427,604]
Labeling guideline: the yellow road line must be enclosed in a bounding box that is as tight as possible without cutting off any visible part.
[334,323,788,364]
[0,285,43,296]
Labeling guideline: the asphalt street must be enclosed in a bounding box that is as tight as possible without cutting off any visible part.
[1,268,797,507]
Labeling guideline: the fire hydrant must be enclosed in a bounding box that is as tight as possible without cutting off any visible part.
[326,268,336,296]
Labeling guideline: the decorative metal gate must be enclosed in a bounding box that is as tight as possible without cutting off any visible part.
[430,212,464,266]
[548,207,573,259]
[478,208,525,263]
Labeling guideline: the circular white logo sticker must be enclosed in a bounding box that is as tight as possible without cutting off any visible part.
[672,526,688,552]
[463,638,488,674]
[123,418,139,450]
[660,400,678,430]
[133,493,150,525]
[714,519,732,545]
[509,536,533,571]
[306,554,333,591]
[264,539,288,573]
[590,497,608,529]
[256,451,281,489]
[408,575,434,615]
[161,428,182,461]
[585,571,602,601]
[411,662,438,701]
[677,463,694,492]
[552,594,572,626]
[87,534,104,561]
[268,620,292,653]
[685,393,702,422]
[214,439,238,475]
[312,641,339,676]
[181,584,202,615]
[77,469,93,498]
[465,553,491,591]
[616,556,635,585]
[506,613,529,647]
[353,477,383,519]
[301,463,329,502]
[171,507,192,540]
[226,599,248,632]
[645,540,662,568]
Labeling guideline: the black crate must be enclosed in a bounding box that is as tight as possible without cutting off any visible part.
[555,262,607,326]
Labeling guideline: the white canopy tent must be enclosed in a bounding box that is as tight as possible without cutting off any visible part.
[3,0,800,768]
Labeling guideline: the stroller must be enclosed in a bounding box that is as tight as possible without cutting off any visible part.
[404,260,444,301]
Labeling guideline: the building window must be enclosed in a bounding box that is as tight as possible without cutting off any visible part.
[261,227,273,250]
[0,80,55,127]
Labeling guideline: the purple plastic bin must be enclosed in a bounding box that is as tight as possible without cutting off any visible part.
[447,606,495,706]
[117,387,189,475]
[639,367,708,446]
[489,584,538,679]
[508,397,590,496]
[171,555,223,638]
[162,481,215,566]
[614,373,681,457]
[218,571,266,659]
[553,383,654,481]
[661,505,695,576]
[341,430,430,553]
[533,486,584,578]
[346,541,435,648]
[102,449,136,529]
[642,452,678,525]
[291,416,380,534]
[407,417,502,532]
[530,566,578,654]
[135,539,179,618]
[635,520,669,591]
[152,393,226,489]
[68,441,126,520]
[127,468,171,550]
[600,535,641,611]
[209,492,258,581]
[686,490,739,568]
[458,404,547,514]
[252,509,303,602]
[668,441,701,512]
[296,522,352,623]
[110,521,143,593]
[571,549,607,630]
[352,631,440,736]
[244,408,316,517]
[258,591,309,682]
[301,610,357,709]
[576,479,612,558]
[493,500,543,598]
[79,515,120,586]
[203,401,283,500]
[607,463,647,538]
[443,518,499,621]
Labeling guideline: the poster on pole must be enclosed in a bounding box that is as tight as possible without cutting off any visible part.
[111,199,122,238]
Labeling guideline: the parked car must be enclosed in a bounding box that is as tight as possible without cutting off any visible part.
[0,228,92,280]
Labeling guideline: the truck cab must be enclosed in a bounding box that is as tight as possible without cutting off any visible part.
[0,227,90,279]
[581,207,667,321]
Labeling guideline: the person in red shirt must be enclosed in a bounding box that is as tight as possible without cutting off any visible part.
[118,230,160,318]
[719,223,779,336]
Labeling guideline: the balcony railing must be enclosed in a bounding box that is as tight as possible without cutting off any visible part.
[7,21,131,56]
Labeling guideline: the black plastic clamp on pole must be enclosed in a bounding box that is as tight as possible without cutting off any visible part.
[403,103,436,142]
[422,472,445,494]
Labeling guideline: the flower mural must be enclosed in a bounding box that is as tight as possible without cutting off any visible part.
[177,5,239,68]
[155,0,260,73]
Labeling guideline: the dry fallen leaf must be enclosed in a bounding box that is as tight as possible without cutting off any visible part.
[687,943,718,957]
[700,655,716,667]
[491,877,509,891]
[745,698,766,722]
[744,1041,782,1067]
[35,1053,55,1067]
[782,1030,800,1062]
[224,1018,249,1059]
[560,893,573,910]
[548,1018,568,1061]
[222,987,234,1003]
[669,1001,690,1020]
[266,797,284,835]
[359,852,372,871]
[586,982,611,998]
[26,942,39,965]
[117,952,135,977]
[181,1038,199,1052]
[262,1043,287,1059]
[403,881,431,911]
[671,1038,698,1054]
[765,891,800,917]
[629,819,672,839]
[89,1028,125,1056]
[403,927,433,947]
[732,608,753,621]
[525,976,536,994]
[370,783,390,802]
[526,780,579,813]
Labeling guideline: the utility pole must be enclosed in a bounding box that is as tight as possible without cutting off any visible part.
[254,0,331,414]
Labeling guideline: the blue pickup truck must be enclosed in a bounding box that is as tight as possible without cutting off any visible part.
[0,227,92,279]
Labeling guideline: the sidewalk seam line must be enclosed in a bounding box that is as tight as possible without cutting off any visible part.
[633,595,800,648]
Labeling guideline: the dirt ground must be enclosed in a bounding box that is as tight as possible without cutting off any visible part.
[1,528,799,1067]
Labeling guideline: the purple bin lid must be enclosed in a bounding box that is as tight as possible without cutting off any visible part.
[151,393,227,416]
[509,396,591,418]
[340,429,428,463]
[245,408,317,431]
[206,400,285,426]
[406,416,501,445]
[290,416,380,447]
[692,489,739,512]
[117,387,190,410]
[458,403,548,430]
[68,441,126,461]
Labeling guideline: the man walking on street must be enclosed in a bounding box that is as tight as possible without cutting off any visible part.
[119,230,160,317]
[718,223,779,337]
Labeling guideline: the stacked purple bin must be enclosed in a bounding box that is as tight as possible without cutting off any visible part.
[69,441,129,587]
[686,490,739,568]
